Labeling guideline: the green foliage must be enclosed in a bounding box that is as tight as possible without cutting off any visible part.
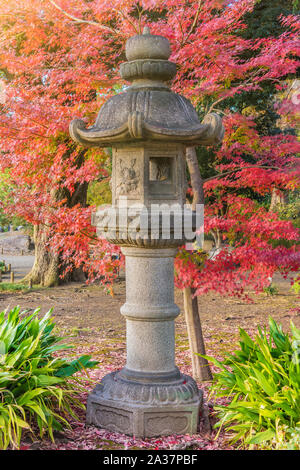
[87,179,112,206]
[196,0,298,197]
[0,171,30,231]
[195,145,220,182]
[242,0,297,40]
[203,318,300,449]
[232,0,297,137]
[263,284,278,296]
[270,195,300,249]
[271,426,300,450]
[0,306,98,449]
[0,261,5,273]
[0,283,28,292]
[86,148,112,207]
[291,281,300,294]
[0,213,28,231]
[277,197,300,230]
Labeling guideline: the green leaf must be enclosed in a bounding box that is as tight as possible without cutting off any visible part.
[0,306,97,449]
[209,317,300,449]
[248,429,275,445]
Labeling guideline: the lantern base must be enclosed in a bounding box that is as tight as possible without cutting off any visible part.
[86,369,202,438]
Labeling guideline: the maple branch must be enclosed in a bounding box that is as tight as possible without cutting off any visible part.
[136,5,145,35]
[78,229,99,242]
[0,122,50,140]
[204,165,281,183]
[174,14,185,46]
[28,215,99,243]
[175,0,203,47]
[48,0,117,33]
[213,108,229,116]
[111,8,139,35]
[206,96,227,115]
[205,70,265,114]
[184,0,203,43]
[0,135,46,141]
[15,108,50,130]
[49,1,139,36]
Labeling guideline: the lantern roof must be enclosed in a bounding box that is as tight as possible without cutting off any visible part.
[70,27,224,148]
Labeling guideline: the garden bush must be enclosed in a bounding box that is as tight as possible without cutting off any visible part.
[0,306,98,449]
[0,283,28,292]
[203,318,300,449]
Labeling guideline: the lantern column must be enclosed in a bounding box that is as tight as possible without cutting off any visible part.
[70,27,224,438]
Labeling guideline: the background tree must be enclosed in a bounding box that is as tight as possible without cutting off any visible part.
[0,0,299,379]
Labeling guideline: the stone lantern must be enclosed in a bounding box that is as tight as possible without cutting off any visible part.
[70,27,224,438]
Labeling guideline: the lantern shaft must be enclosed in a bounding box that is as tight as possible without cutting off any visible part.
[87,247,201,437]
[70,27,224,438]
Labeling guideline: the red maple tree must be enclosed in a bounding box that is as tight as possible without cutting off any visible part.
[0,0,299,298]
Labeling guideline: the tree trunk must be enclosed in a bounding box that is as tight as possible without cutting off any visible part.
[186,147,205,206]
[22,224,60,287]
[269,188,288,212]
[23,168,88,287]
[183,147,213,381]
[22,224,87,287]
[183,286,213,381]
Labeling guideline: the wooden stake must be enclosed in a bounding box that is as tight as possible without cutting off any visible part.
[10,271,14,283]
[183,287,213,382]
[184,147,213,382]
[7,263,11,273]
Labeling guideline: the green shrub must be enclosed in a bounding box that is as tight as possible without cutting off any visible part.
[291,280,300,295]
[203,318,300,449]
[0,283,28,292]
[87,179,112,206]
[263,284,278,296]
[0,306,98,449]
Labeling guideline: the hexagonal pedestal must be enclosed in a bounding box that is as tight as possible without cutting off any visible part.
[86,370,203,438]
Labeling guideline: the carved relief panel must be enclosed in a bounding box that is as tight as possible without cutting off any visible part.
[117,158,140,196]
[145,144,186,205]
[112,144,186,207]
[112,147,144,205]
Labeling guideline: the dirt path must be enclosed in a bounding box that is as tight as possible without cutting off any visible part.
[0,273,298,450]
[0,254,34,281]
[0,272,298,358]
[0,231,34,281]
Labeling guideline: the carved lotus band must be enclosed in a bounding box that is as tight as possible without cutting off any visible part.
[92,207,200,248]
[91,371,201,407]
[98,232,186,248]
